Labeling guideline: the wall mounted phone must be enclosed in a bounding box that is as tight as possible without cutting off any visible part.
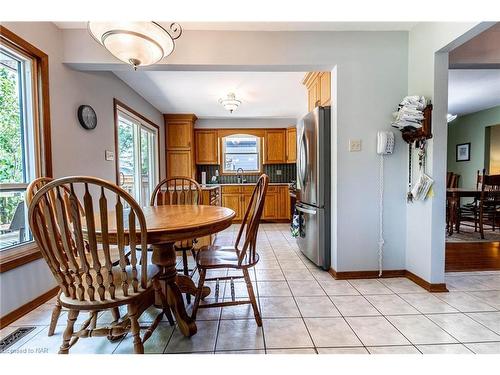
[377,131,395,155]
[375,130,395,277]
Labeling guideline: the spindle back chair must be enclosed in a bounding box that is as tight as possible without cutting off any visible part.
[28,176,167,354]
[479,174,500,239]
[150,176,202,302]
[192,174,269,326]
[26,177,128,336]
[150,176,202,206]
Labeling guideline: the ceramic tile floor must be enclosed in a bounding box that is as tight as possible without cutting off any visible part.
[2,223,500,354]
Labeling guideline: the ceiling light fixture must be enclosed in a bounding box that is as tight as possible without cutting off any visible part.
[447,114,458,123]
[219,93,242,113]
[87,22,182,70]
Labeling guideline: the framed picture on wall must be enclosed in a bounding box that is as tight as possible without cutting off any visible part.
[456,143,471,162]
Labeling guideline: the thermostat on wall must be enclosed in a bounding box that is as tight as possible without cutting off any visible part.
[105,150,115,161]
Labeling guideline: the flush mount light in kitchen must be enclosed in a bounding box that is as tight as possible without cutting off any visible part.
[87,22,182,70]
[219,93,242,113]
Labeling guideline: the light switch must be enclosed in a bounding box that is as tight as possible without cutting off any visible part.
[105,150,115,161]
[349,139,362,152]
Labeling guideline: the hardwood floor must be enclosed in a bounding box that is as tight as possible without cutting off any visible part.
[446,241,500,272]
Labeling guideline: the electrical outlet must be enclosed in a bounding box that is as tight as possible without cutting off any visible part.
[105,150,115,161]
[276,169,282,176]
[349,139,362,152]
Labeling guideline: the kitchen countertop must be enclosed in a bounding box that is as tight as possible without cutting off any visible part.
[200,185,221,190]
[202,183,291,187]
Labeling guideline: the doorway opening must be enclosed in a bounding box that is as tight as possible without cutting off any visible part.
[445,23,500,272]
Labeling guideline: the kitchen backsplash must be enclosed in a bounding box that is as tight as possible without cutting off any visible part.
[196,163,296,184]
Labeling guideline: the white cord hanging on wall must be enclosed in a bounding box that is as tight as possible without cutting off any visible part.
[378,154,385,277]
[376,130,394,277]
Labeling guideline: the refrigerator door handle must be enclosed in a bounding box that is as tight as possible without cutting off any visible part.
[298,130,308,187]
[296,204,317,215]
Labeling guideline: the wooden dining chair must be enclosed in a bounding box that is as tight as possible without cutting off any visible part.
[26,177,123,336]
[458,169,484,232]
[479,174,500,239]
[446,173,460,232]
[28,176,169,354]
[150,176,202,303]
[191,174,269,326]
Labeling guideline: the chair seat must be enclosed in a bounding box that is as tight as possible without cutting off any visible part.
[60,263,159,308]
[196,246,259,269]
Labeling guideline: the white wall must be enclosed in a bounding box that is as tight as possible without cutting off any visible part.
[0,22,164,317]
[3,23,466,317]
[196,118,297,129]
[406,22,492,283]
[62,28,409,274]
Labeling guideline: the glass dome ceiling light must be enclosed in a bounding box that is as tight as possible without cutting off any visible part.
[219,93,242,114]
[88,22,182,70]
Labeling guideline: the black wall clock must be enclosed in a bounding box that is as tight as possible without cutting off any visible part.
[77,105,97,130]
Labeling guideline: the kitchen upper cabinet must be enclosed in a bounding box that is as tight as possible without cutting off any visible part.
[286,127,297,163]
[303,72,331,112]
[264,129,286,164]
[164,114,197,178]
[166,150,192,178]
[195,130,218,164]
[319,72,331,106]
[167,122,193,149]
[308,80,320,112]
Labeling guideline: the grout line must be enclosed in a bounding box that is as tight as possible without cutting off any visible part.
[463,311,500,337]
[268,230,320,354]
[6,225,500,354]
[346,282,420,353]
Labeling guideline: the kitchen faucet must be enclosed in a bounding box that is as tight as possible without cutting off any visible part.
[236,168,245,183]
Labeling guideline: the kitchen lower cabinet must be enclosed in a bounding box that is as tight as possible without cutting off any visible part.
[263,186,278,220]
[221,184,290,222]
[222,193,243,221]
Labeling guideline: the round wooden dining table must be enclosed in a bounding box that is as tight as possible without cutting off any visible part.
[96,205,235,337]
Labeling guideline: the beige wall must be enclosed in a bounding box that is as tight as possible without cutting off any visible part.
[0,22,164,317]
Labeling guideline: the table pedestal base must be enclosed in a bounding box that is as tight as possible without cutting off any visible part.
[152,242,197,337]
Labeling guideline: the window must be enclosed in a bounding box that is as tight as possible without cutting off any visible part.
[114,100,159,207]
[222,134,261,173]
[0,29,51,256]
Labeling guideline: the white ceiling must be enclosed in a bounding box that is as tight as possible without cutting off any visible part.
[114,71,308,118]
[448,69,500,115]
[54,22,417,31]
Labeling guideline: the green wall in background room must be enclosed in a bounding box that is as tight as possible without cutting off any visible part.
[447,105,500,188]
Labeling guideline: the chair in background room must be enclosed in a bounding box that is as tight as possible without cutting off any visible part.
[446,172,460,233]
[192,174,269,326]
[28,176,168,353]
[479,174,500,239]
[150,176,202,303]
[457,169,484,233]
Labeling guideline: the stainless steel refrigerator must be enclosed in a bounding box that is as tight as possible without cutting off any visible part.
[296,106,331,270]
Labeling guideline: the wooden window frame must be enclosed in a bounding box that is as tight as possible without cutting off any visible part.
[0,26,52,273]
[113,99,161,201]
[216,129,265,176]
